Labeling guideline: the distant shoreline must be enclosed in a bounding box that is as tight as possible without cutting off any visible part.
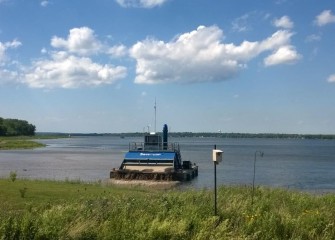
[36,132,335,140]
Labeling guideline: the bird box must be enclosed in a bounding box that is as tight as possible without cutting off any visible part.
[212,149,223,163]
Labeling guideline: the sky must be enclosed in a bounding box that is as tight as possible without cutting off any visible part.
[0,0,334,134]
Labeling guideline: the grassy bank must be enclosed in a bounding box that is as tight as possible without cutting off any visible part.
[0,136,45,150]
[0,179,334,239]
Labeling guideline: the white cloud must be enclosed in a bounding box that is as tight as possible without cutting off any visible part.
[107,45,127,57]
[130,25,300,84]
[21,27,127,89]
[23,52,127,89]
[115,0,167,8]
[0,69,19,84]
[51,27,103,56]
[315,10,335,26]
[232,12,271,32]
[0,39,22,64]
[273,16,294,29]
[5,40,22,48]
[0,39,21,85]
[0,46,7,63]
[327,74,335,83]
[22,27,128,89]
[51,27,127,58]
[264,45,301,66]
[41,1,49,7]
[41,48,47,54]
[262,31,293,49]
[232,14,250,32]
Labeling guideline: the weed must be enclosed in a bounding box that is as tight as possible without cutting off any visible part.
[9,171,17,182]
[19,187,27,198]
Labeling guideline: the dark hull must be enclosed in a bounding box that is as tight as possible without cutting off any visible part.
[110,166,198,182]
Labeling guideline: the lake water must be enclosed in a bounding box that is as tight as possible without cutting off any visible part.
[1,136,335,193]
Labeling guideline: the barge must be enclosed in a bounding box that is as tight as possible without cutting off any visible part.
[110,124,198,181]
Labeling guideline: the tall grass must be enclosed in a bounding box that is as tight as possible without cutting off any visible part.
[0,179,334,239]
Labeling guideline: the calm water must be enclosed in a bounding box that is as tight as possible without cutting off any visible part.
[1,136,335,192]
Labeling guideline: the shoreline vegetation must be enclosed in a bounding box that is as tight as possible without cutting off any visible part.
[1,132,334,150]
[0,135,67,150]
[0,136,45,150]
[0,178,334,239]
[38,132,335,140]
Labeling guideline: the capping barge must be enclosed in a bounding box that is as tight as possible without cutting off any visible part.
[110,124,198,181]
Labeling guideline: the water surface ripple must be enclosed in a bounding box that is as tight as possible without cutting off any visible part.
[1,136,334,193]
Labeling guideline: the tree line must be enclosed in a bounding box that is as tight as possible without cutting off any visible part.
[0,117,36,136]
[168,132,335,139]
[64,132,335,140]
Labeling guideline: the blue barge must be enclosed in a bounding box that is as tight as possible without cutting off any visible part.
[110,124,198,181]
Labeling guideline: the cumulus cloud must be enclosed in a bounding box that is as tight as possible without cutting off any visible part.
[130,25,300,84]
[22,27,127,89]
[264,45,301,66]
[315,10,335,26]
[327,74,335,83]
[51,27,103,56]
[273,16,294,29]
[0,39,22,64]
[23,52,126,88]
[115,0,167,8]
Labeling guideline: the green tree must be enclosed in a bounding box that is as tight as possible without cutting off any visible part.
[0,117,6,135]
[0,118,36,136]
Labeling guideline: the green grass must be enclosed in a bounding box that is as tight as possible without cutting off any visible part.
[0,136,46,150]
[0,178,334,239]
[0,179,141,212]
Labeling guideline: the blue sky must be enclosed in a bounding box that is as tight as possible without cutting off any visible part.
[0,0,334,134]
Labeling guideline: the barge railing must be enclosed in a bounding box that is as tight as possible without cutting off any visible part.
[129,142,180,152]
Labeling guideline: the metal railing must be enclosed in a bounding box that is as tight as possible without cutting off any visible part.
[129,142,180,152]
